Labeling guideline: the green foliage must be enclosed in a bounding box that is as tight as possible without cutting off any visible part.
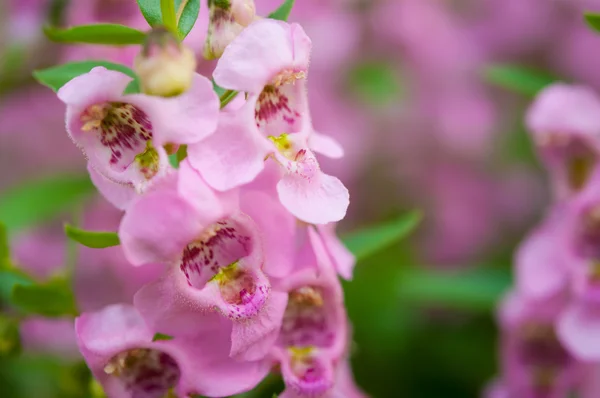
[483,64,557,97]
[152,333,174,341]
[398,268,511,312]
[219,90,239,109]
[137,0,201,38]
[347,61,403,106]
[34,61,139,93]
[43,24,146,45]
[268,0,295,21]
[0,224,8,268]
[0,315,21,357]
[342,211,422,261]
[64,224,120,249]
[12,278,77,317]
[585,12,600,33]
[0,174,95,232]
[0,269,33,305]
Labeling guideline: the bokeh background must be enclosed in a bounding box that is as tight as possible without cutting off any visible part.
[0,0,596,396]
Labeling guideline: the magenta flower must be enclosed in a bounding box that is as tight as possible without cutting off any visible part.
[119,161,288,360]
[188,19,349,224]
[271,268,350,397]
[58,66,219,201]
[496,291,582,398]
[526,83,600,199]
[76,304,270,397]
[515,207,570,300]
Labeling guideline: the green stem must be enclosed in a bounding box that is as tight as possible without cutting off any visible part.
[160,0,178,34]
[219,90,239,109]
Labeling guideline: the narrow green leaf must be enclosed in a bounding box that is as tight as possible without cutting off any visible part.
[0,174,95,232]
[137,0,199,38]
[220,89,239,109]
[137,0,163,27]
[12,279,77,317]
[152,332,174,341]
[161,0,178,33]
[0,268,34,305]
[212,79,226,97]
[585,12,600,33]
[64,224,120,249]
[34,60,137,92]
[398,268,511,312]
[44,23,146,45]
[177,0,200,38]
[0,223,8,267]
[0,314,21,357]
[268,0,295,21]
[342,211,422,261]
[482,65,557,97]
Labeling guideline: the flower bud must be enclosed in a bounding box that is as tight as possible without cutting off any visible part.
[204,0,257,60]
[134,28,197,97]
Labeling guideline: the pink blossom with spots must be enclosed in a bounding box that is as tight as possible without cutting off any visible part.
[119,160,287,360]
[76,304,270,398]
[268,246,356,398]
[58,66,219,205]
[188,19,348,224]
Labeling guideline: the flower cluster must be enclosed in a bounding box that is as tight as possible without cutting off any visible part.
[54,12,362,398]
[487,84,600,397]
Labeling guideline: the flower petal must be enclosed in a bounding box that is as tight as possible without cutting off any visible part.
[277,171,349,224]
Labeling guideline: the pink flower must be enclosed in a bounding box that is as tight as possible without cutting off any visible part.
[76,304,270,397]
[270,266,350,397]
[515,207,570,300]
[188,19,348,224]
[496,291,582,398]
[58,66,219,202]
[120,161,286,359]
[526,83,600,200]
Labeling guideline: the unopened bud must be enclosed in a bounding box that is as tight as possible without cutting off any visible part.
[232,0,256,27]
[134,28,197,97]
[204,0,257,60]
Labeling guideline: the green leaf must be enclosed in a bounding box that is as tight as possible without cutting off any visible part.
[176,0,200,38]
[585,12,600,33]
[0,223,8,267]
[0,269,34,304]
[212,79,226,97]
[0,314,21,357]
[152,332,174,341]
[137,0,200,38]
[137,0,163,27]
[348,61,403,106]
[342,211,422,261]
[220,89,239,109]
[34,60,137,92]
[268,0,295,21]
[64,224,120,249]
[0,174,95,232]
[12,278,78,317]
[482,65,557,97]
[398,268,511,312]
[12,280,77,317]
[43,23,146,45]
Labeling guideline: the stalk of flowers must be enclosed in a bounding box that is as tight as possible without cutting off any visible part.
[35,1,363,397]
[485,83,600,397]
